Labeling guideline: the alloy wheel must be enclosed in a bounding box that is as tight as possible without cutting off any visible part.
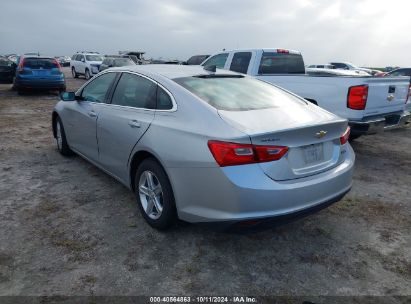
[138,170,164,220]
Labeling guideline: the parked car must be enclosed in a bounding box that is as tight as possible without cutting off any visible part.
[14,56,66,93]
[184,55,210,65]
[70,52,103,80]
[306,68,369,77]
[119,51,149,65]
[52,65,354,229]
[329,62,372,75]
[383,68,411,78]
[202,48,411,138]
[99,56,136,72]
[307,64,335,69]
[0,56,17,83]
[56,56,71,67]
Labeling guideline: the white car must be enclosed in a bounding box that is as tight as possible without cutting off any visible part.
[70,52,104,80]
[329,62,372,75]
[201,48,411,139]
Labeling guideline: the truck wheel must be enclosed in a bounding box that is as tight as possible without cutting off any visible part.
[85,69,91,80]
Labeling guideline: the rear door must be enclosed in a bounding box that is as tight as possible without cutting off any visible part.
[64,72,117,161]
[97,72,157,180]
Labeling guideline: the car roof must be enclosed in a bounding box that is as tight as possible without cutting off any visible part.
[216,48,301,55]
[110,64,241,80]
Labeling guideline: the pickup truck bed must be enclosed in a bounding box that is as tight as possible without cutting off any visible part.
[201,48,411,136]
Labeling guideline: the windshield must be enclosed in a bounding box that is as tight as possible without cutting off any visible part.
[86,55,103,61]
[174,76,305,111]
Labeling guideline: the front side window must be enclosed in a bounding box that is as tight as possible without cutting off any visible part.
[229,52,251,74]
[80,72,117,103]
[174,76,305,111]
[201,53,229,69]
[111,73,157,109]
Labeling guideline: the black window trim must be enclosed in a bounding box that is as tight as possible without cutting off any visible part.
[75,71,119,104]
[104,71,177,112]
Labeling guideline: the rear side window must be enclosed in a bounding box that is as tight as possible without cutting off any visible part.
[258,52,305,74]
[23,58,58,69]
[111,73,157,109]
[81,72,117,103]
[174,76,305,111]
[157,86,173,110]
[202,53,229,69]
[229,52,251,74]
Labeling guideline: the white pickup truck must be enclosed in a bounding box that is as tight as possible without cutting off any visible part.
[201,49,411,138]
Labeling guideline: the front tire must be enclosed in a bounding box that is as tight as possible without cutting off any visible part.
[55,117,73,156]
[85,69,91,80]
[135,158,176,230]
[71,67,78,78]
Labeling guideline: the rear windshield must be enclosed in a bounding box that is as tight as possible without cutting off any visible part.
[23,58,58,69]
[86,55,103,61]
[114,58,134,66]
[258,52,305,74]
[174,76,305,111]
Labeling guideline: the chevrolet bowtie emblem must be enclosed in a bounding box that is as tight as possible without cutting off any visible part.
[316,130,327,138]
[387,94,395,102]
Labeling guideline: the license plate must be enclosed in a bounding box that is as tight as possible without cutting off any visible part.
[302,143,324,164]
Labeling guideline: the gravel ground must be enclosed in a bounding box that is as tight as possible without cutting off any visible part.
[0,68,410,300]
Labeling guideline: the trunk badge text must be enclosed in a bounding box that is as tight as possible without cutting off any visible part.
[315,130,327,138]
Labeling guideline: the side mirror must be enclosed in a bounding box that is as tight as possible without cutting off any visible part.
[81,58,85,63]
[60,91,76,101]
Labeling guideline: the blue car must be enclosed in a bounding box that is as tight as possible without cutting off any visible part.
[14,56,66,93]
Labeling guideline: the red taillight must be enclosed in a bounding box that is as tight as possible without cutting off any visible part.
[276,49,289,54]
[17,58,25,72]
[340,127,350,145]
[207,140,288,167]
[53,59,62,72]
[347,85,368,110]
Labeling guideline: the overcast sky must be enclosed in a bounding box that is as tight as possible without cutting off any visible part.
[1,0,410,67]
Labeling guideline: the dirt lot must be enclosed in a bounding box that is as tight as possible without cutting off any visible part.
[0,68,410,299]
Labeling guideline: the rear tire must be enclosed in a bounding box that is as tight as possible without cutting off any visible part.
[71,67,78,78]
[135,158,176,230]
[55,116,73,156]
[85,69,91,80]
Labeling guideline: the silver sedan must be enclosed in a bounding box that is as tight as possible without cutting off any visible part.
[52,65,355,229]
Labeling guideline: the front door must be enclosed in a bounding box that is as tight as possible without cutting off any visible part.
[64,72,117,162]
[97,72,157,181]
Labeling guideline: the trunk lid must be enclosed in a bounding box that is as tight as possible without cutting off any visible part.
[363,77,409,115]
[218,106,347,181]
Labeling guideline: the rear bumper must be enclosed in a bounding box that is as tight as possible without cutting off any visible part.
[169,144,355,223]
[349,111,411,135]
[14,78,66,90]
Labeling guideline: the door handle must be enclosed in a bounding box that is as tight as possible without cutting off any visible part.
[88,111,97,118]
[128,120,141,128]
